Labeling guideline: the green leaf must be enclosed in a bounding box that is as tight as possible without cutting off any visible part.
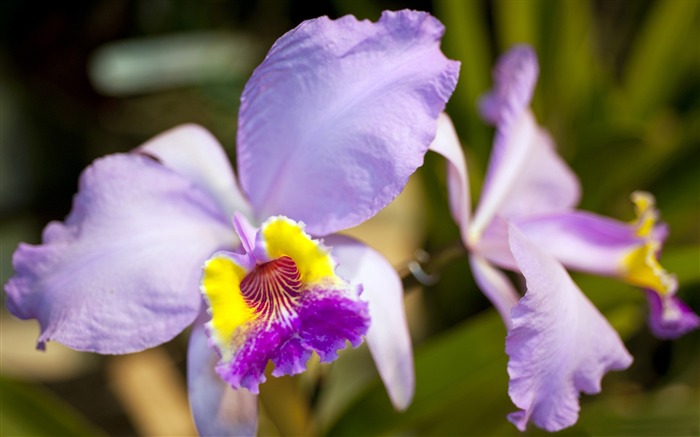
[544,0,598,143]
[434,0,493,173]
[663,245,700,286]
[574,383,700,436]
[493,0,542,50]
[622,0,700,118]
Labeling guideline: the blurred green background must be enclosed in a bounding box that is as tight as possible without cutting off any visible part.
[1,0,698,435]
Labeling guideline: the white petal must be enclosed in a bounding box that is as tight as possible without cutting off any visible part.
[326,234,414,410]
[428,113,471,245]
[468,254,519,329]
[139,124,253,220]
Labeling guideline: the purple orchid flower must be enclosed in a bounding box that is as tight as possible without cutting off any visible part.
[4,10,459,436]
[429,45,698,432]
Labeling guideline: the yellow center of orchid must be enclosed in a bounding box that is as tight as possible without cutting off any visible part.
[200,216,339,359]
[261,217,336,284]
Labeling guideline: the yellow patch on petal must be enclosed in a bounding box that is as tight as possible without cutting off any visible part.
[261,216,337,285]
[622,191,677,296]
[631,191,658,238]
[201,255,258,354]
[622,241,676,295]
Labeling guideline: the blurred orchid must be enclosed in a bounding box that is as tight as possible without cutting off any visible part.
[430,45,698,432]
[4,10,459,436]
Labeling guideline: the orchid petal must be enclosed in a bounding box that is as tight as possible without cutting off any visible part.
[493,124,580,219]
[471,111,580,240]
[237,10,459,236]
[471,217,515,269]
[139,124,252,220]
[505,224,632,432]
[428,113,471,244]
[188,314,258,437]
[646,291,700,339]
[326,234,414,411]
[513,211,643,274]
[470,46,579,243]
[233,212,257,255]
[4,154,236,353]
[468,254,519,330]
[478,45,538,127]
[513,210,677,296]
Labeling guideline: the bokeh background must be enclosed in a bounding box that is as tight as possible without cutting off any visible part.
[1,0,698,435]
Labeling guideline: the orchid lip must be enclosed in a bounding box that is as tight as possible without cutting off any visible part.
[200,215,370,393]
[240,255,302,326]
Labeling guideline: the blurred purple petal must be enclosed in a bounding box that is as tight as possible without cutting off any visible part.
[646,291,700,339]
[327,234,414,410]
[492,125,579,219]
[513,211,677,295]
[139,123,252,220]
[471,45,579,242]
[428,113,471,244]
[237,10,459,235]
[506,225,632,432]
[188,315,258,437]
[478,45,538,126]
[471,217,516,270]
[471,111,580,242]
[4,154,236,353]
[514,211,640,274]
[469,254,519,330]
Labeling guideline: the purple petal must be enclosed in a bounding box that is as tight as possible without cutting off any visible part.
[646,291,700,339]
[478,45,538,126]
[138,124,252,220]
[281,285,370,365]
[233,212,257,256]
[428,113,471,244]
[493,125,579,218]
[470,45,579,242]
[326,234,414,411]
[237,10,459,236]
[188,315,258,437]
[505,224,632,432]
[471,217,515,269]
[468,254,519,330]
[512,211,642,274]
[215,284,369,394]
[215,321,289,393]
[4,153,236,353]
[471,111,580,241]
[512,211,677,295]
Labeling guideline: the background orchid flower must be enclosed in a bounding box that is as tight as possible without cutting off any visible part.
[4,10,459,436]
[429,44,697,432]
